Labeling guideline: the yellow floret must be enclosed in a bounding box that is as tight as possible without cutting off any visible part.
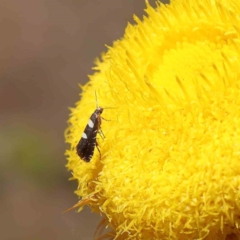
[65,0,240,239]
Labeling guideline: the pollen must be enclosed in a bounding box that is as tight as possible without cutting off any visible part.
[65,0,240,239]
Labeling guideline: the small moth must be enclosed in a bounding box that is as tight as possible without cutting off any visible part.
[76,94,104,162]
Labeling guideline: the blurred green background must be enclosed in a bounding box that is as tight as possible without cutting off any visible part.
[0,0,168,239]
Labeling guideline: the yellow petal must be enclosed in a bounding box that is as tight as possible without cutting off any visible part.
[65,0,240,239]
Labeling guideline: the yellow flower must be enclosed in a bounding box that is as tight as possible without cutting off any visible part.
[65,0,240,239]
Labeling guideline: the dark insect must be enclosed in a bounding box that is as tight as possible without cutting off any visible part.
[76,106,104,162]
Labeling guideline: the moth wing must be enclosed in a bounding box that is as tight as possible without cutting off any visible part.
[76,138,88,158]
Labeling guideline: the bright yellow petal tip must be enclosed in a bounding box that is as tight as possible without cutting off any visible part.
[65,0,240,239]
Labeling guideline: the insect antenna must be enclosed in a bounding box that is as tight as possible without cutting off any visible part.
[95,90,100,109]
[95,90,117,111]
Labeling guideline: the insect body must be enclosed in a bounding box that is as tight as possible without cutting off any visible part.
[76,107,103,162]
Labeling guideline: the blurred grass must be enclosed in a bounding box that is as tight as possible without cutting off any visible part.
[1,123,68,189]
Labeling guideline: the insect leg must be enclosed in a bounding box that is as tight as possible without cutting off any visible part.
[101,116,110,121]
[96,140,101,159]
[98,128,105,139]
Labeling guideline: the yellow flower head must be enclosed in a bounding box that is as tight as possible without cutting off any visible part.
[65,0,240,239]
